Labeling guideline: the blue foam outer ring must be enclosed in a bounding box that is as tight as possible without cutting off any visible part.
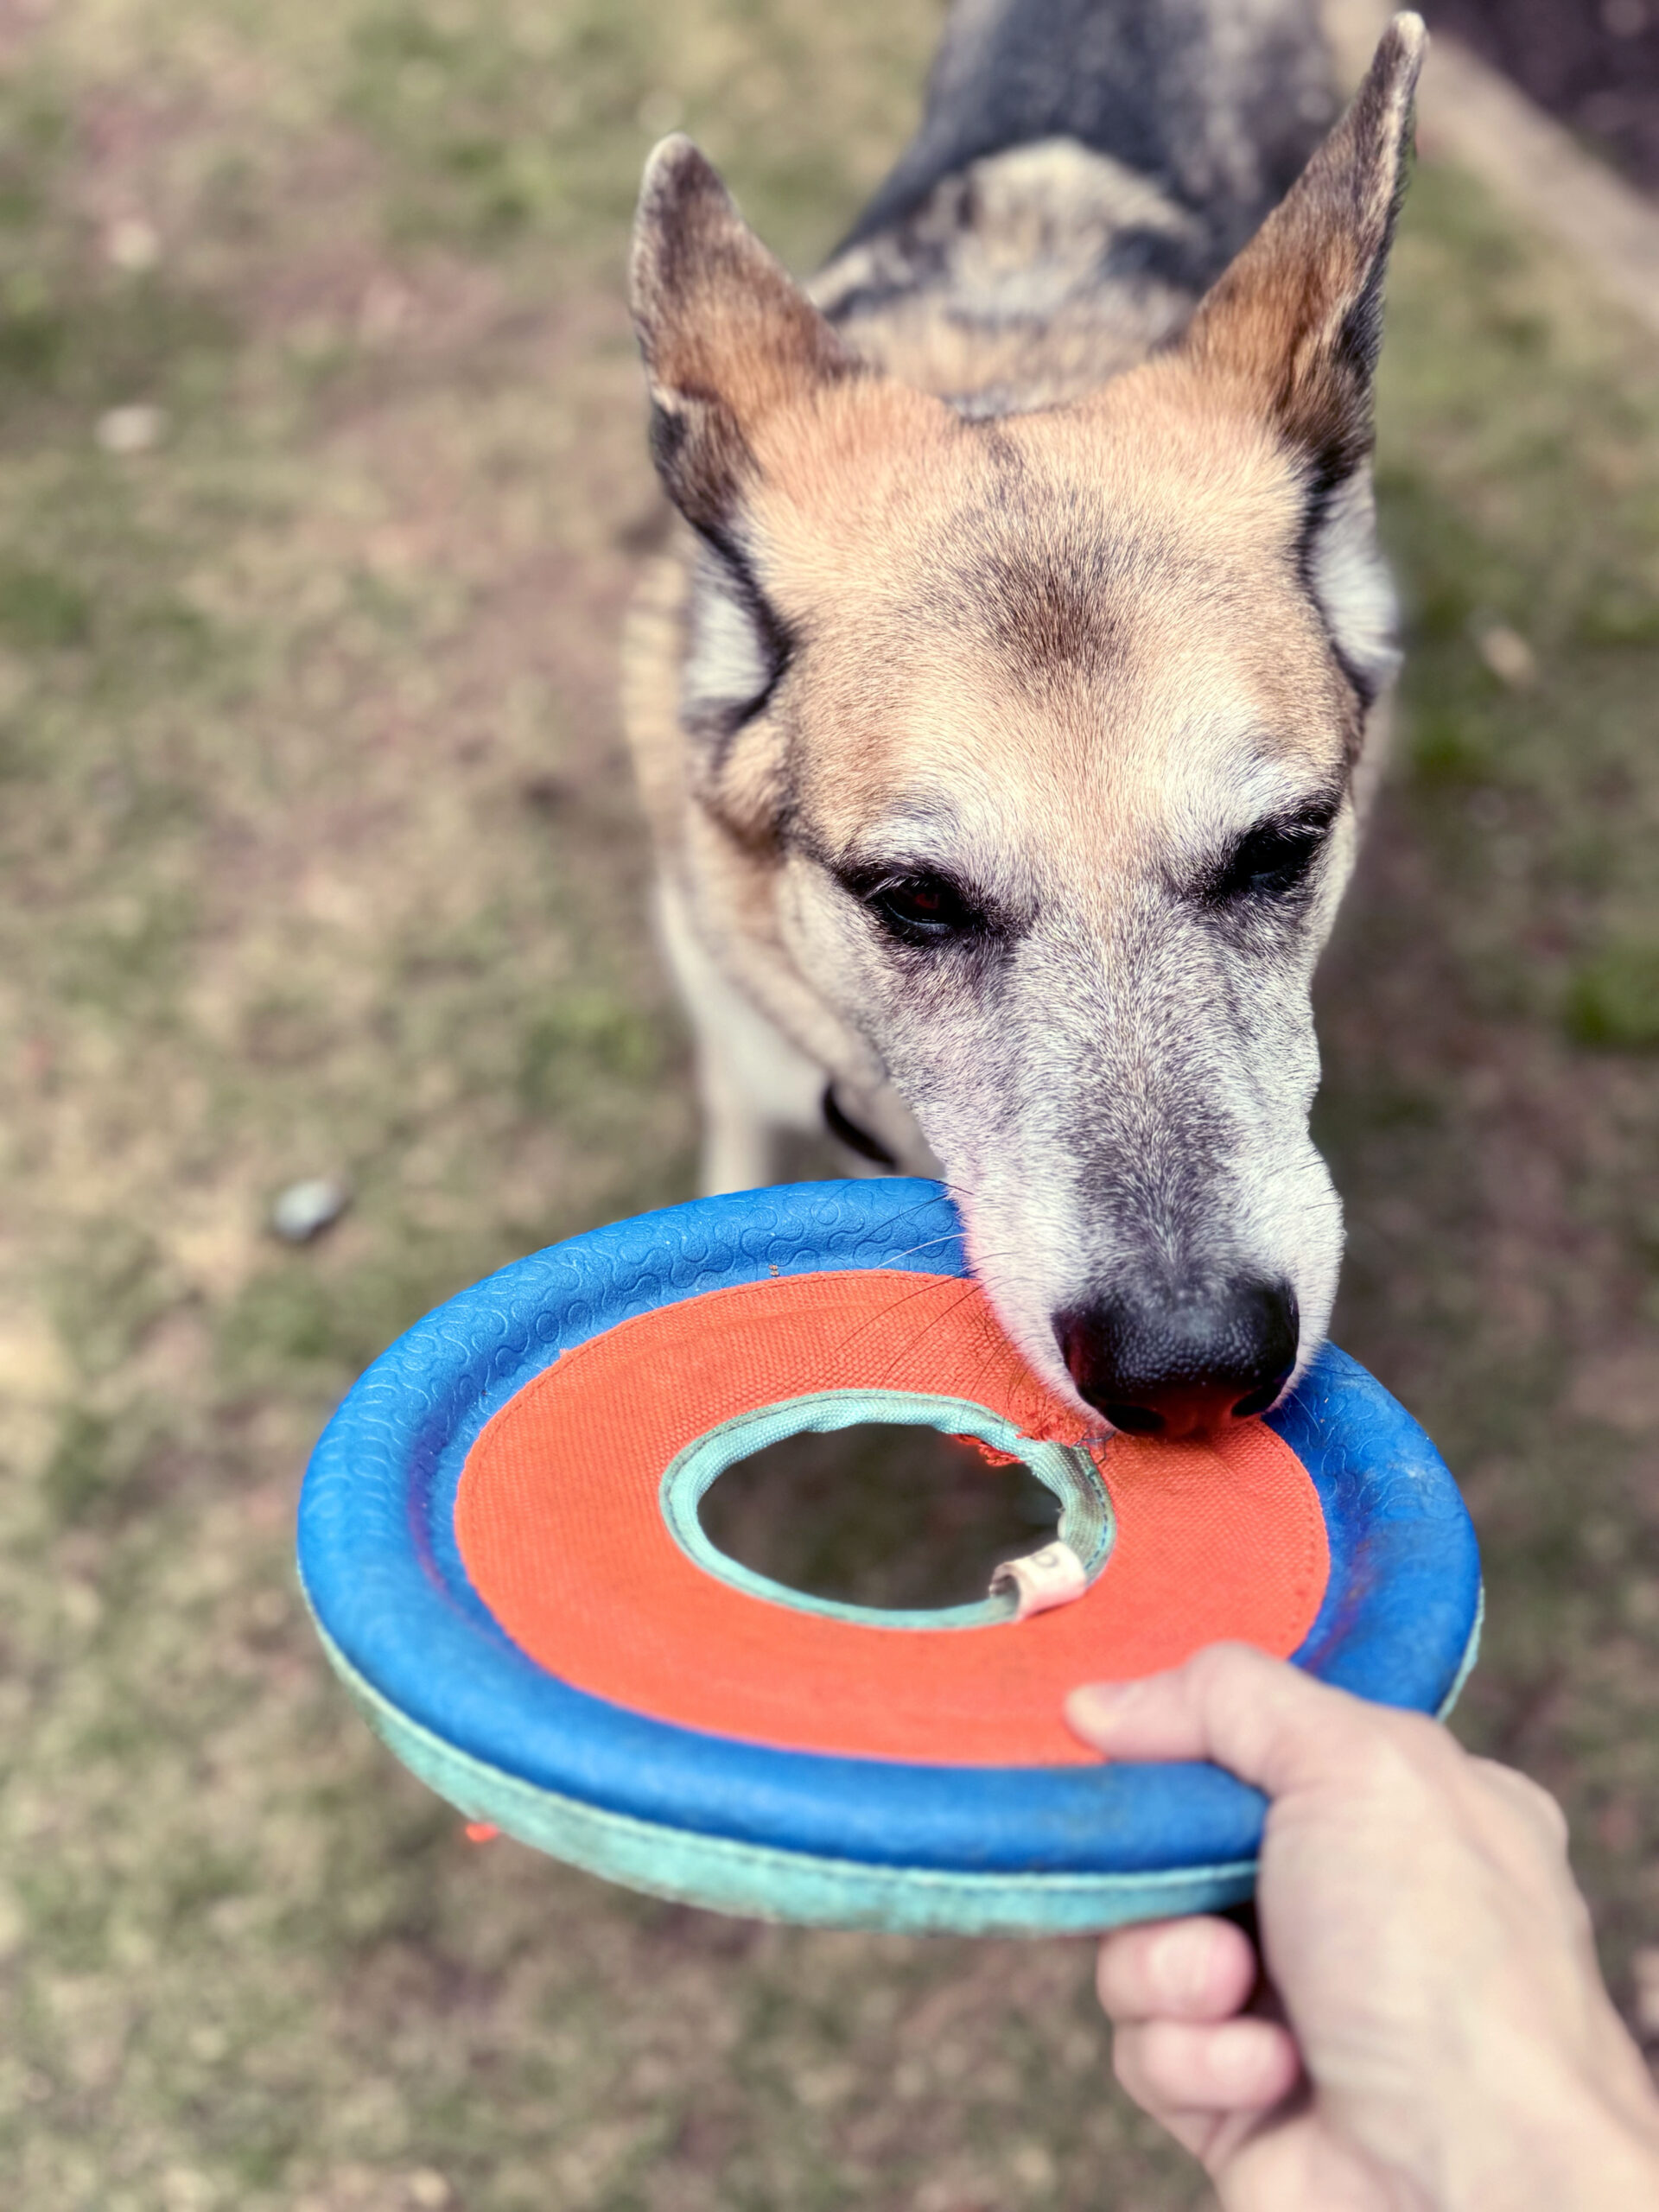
[296,1179,1482,1926]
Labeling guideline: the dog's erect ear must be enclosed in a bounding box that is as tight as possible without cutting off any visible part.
[630,137,861,537]
[1179,13,1425,481]
[1175,14,1425,704]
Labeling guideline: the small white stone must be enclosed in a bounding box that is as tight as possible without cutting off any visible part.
[104,216,160,271]
[1475,621,1537,690]
[160,2171,217,2212]
[95,404,166,455]
[270,1177,350,1243]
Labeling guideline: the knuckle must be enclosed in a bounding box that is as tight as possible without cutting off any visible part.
[1338,1709,1447,1796]
[1147,1918,1210,2010]
[1097,1916,1217,2021]
[1319,1725,1405,1799]
[1192,1639,1268,1699]
[1207,2018,1299,2107]
[1530,1785,1571,1850]
[1477,1759,1571,1849]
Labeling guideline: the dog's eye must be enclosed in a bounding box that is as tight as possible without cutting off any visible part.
[866,873,982,943]
[1205,818,1328,906]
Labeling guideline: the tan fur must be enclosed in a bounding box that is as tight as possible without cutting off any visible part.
[623,328,1356,1081]
[618,548,692,855]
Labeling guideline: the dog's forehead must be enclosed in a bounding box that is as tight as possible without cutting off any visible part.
[763,383,1351,858]
[756,370,1305,599]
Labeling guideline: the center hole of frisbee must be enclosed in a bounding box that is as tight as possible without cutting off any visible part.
[660,1391,1113,1630]
[700,1423,1059,1614]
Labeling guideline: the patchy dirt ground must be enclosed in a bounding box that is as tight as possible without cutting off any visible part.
[0,3,1656,2209]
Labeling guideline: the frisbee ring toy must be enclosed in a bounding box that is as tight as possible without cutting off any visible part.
[298,1179,1481,1936]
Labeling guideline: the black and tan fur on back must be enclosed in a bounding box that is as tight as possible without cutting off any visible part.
[621,3,1427,1437]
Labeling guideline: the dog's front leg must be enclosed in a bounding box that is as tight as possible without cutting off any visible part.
[656,879,825,1195]
[692,1025,784,1196]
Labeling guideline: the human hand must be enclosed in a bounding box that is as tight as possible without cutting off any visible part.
[1066,1644,1659,2212]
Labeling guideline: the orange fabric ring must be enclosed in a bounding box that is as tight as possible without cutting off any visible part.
[455,1270,1330,1767]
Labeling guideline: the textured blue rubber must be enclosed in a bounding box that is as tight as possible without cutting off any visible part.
[296,1179,1482,1934]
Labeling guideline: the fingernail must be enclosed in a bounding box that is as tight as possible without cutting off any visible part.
[1065,1681,1137,1739]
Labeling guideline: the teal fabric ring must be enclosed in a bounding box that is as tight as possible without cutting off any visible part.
[658,1388,1116,1630]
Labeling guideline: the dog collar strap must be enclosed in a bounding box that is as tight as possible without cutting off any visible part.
[822,1084,899,1167]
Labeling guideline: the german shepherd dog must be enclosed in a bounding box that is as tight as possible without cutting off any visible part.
[621,2,1425,1440]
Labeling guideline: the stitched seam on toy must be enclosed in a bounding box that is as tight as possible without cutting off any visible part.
[313,1614,1256,1899]
[658,1389,1114,1630]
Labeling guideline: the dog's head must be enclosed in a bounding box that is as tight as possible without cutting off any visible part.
[631,20,1425,1435]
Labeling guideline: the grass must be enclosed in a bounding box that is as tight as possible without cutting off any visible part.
[0,2,1655,2207]
[1319,159,1659,1988]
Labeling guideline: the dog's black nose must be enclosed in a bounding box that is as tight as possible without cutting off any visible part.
[1057,1278,1299,1438]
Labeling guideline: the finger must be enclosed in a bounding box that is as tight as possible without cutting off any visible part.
[1113,2015,1302,2120]
[1065,1641,1402,1797]
[1468,1757,1571,1852]
[1096,1916,1259,2024]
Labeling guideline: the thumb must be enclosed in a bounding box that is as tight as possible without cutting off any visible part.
[1065,1642,1380,1800]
